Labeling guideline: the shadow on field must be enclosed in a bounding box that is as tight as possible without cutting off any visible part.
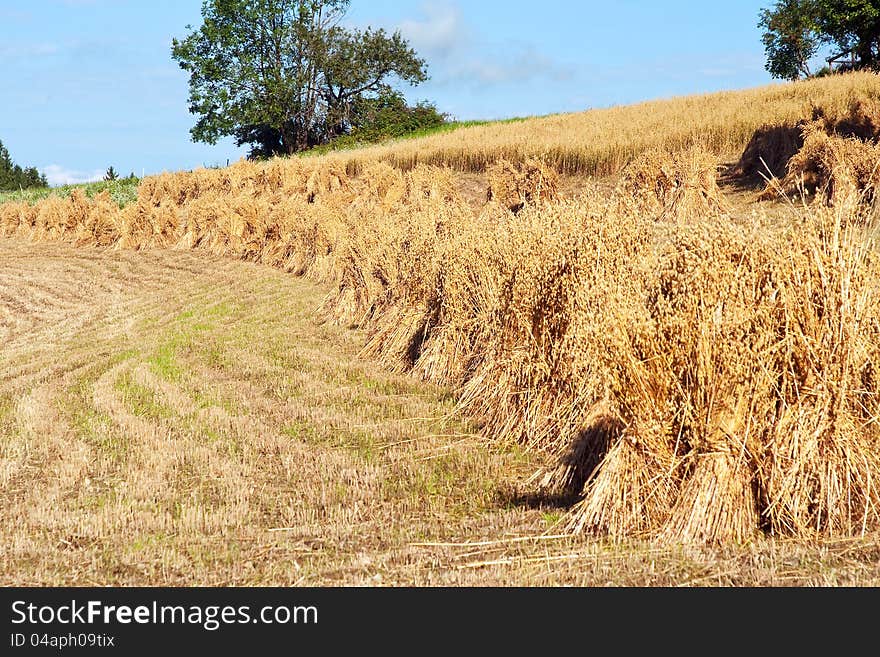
[494,413,625,512]
[494,488,581,511]
[720,124,804,192]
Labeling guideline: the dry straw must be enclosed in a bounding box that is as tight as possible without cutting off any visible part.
[486,157,560,213]
[763,122,880,206]
[735,95,880,205]
[5,72,880,543]
[622,146,730,219]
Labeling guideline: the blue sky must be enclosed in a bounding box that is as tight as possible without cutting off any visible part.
[2,1,799,185]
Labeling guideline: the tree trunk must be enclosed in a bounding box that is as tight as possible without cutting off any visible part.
[280,124,299,155]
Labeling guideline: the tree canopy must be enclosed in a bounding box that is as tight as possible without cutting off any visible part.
[761,0,880,80]
[172,0,433,158]
[0,140,48,191]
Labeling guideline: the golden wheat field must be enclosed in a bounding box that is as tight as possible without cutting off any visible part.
[4,72,880,585]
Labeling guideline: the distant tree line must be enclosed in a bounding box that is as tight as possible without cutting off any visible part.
[0,140,48,191]
[761,0,880,80]
[172,0,447,159]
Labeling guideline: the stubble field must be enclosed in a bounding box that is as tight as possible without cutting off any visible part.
[0,240,878,586]
[4,72,880,585]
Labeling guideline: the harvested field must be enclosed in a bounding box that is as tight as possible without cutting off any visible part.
[4,137,880,544]
[0,241,536,585]
[6,71,880,585]
[3,241,880,586]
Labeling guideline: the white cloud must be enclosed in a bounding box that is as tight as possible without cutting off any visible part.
[451,46,573,85]
[398,2,467,58]
[0,37,127,63]
[0,9,32,21]
[697,53,766,78]
[0,43,60,58]
[41,165,105,187]
[396,2,570,89]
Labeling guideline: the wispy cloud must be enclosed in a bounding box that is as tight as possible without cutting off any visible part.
[41,165,104,187]
[0,9,32,22]
[396,1,571,88]
[0,36,132,65]
[398,2,467,58]
[449,46,573,85]
[696,53,766,78]
[0,43,60,58]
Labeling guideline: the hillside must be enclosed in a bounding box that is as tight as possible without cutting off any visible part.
[328,71,880,176]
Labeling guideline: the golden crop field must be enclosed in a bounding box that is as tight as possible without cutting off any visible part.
[3,71,880,585]
[333,70,880,176]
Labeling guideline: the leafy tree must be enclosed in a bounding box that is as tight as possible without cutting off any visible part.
[172,0,430,157]
[104,166,119,181]
[22,167,45,188]
[320,27,428,140]
[346,90,446,142]
[0,142,14,190]
[761,0,880,79]
[0,140,48,191]
[760,0,819,79]
[813,0,880,70]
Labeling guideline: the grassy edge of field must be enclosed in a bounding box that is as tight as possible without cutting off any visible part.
[0,178,141,208]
